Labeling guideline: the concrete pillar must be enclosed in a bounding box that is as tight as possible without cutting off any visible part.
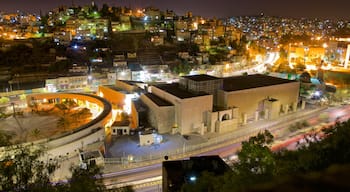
[200,123,205,135]
[232,107,239,119]
[255,111,259,121]
[301,100,306,110]
[292,102,297,112]
[242,113,247,125]
[172,125,178,134]
[284,104,289,114]
[264,108,269,119]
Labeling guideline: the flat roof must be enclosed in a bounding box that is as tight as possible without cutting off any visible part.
[144,93,173,106]
[117,80,145,86]
[112,120,130,126]
[182,74,221,81]
[223,74,296,91]
[104,85,131,94]
[81,151,102,161]
[154,83,209,99]
[163,155,231,192]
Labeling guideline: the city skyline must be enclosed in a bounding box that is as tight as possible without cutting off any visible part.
[1,0,350,19]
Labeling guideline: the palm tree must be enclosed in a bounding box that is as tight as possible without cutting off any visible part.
[57,117,70,131]
[31,128,41,139]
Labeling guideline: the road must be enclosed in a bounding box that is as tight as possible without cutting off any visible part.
[272,104,350,151]
[101,104,350,191]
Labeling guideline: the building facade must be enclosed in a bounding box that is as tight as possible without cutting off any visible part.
[142,74,300,135]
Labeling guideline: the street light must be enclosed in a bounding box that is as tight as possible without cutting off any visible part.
[304,47,309,65]
[322,43,328,49]
[88,75,93,86]
[11,102,16,117]
[323,43,328,62]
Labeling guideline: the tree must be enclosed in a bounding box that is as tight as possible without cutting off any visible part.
[49,60,71,73]
[233,130,275,186]
[68,165,106,192]
[31,128,41,140]
[0,144,58,191]
[57,116,71,131]
[182,130,276,192]
[0,130,12,147]
[0,144,131,192]
[55,103,69,115]
[67,163,134,192]
[55,100,77,131]
[187,119,350,191]
[0,97,10,104]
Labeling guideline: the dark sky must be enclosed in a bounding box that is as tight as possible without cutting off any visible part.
[1,0,350,20]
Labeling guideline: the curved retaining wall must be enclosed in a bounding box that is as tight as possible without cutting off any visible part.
[1,93,112,158]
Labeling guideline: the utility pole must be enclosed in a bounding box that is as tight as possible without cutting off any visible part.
[11,102,16,117]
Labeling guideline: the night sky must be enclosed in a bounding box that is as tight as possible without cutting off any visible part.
[1,0,350,19]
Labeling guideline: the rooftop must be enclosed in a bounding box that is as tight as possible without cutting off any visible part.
[118,80,145,86]
[112,120,130,127]
[80,150,102,161]
[223,74,296,91]
[144,93,173,106]
[104,85,131,94]
[163,155,232,192]
[154,83,209,99]
[182,74,221,82]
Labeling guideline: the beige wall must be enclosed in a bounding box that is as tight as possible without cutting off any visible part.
[221,82,300,121]
[150,86,212,135]
[207,112,218,133]
[178,96,213,135]
[215,119,238,133]
[207,108,239,134]
[46,127,105,158]
[140,94,175,134]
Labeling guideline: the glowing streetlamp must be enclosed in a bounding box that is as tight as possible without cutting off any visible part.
[322,43,328,49]
[304,47,309,65]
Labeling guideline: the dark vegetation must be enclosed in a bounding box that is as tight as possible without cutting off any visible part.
[183,120,350,191]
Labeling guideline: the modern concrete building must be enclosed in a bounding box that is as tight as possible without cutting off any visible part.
[45,75,89,92]
[79,150,105,167]
[97,80,147,130]
[150,83,213,135]
[180,74,223,106]
[98,85,137,129]
[143,74,300,135]
[218,74,300,123]
[140,93,174,134]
